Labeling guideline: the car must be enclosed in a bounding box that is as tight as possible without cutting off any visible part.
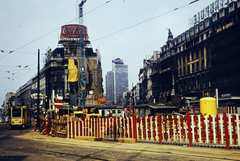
[0,117,2,123]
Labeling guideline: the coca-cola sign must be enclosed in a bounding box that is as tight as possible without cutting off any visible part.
[60,24,88,38]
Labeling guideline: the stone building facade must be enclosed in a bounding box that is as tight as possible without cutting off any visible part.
[139,1,240,108]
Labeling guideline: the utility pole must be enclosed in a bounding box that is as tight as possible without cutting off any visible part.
[78,0,87,108]
[37,49,40,129]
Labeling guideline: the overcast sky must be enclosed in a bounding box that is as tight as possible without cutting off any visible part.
[0,0,216,104]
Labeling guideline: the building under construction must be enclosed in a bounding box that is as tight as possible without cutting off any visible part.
[39,24,103,110]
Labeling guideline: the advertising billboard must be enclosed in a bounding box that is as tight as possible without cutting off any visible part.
[59,24,89,43]
[97,97,106,103]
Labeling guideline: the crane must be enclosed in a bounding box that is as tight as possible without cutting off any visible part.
[78,0,87,108]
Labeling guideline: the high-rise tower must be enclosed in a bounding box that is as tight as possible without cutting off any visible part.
[112,58,128,104]
[105,71,114,105]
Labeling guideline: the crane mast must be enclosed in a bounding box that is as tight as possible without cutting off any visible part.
[78,0,87,108]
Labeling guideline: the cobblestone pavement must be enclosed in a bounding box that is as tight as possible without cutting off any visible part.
[1,124,240,161]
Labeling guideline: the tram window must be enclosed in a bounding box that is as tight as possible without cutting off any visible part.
[13,109,21,117]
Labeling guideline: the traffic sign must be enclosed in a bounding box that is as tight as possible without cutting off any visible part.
[54,99,64,109]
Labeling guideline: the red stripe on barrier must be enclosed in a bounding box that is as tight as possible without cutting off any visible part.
[223,112,230,149]
[231,115,237,145]
[114,116,116,141]
[163,116,167,141]
[201,115,205,143]
[158,115,162,144]
[147,116,151,140]
[133,115,137,142]
[169,115,173,141]
[194,115,199,142]
[216,115,220,144]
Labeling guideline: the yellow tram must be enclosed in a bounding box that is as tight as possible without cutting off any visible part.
[9,106,31,128]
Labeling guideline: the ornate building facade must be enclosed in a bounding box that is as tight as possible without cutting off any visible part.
[140,1,240,108]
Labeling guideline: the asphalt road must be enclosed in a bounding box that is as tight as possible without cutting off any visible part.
[1,123,240,161]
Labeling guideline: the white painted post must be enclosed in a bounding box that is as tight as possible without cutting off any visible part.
[212,115,216,144]
[177,116,182,142]
[191,115,195,143]
[228,114,232,145]
[94,118,95,137]
[74,121,76,138]
[173,116,176,142]
[198,115,202,143]
[88,118,90,137]
[71,120,73,138]
[236,114,240,145]
[220,114,224,144]
[127,117,130,138]
[155,116,158,141]
[82,119,84,137]
[205,115,209,143]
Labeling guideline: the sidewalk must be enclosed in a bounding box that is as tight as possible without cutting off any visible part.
[11,126,240,161]
[15,125,240,149]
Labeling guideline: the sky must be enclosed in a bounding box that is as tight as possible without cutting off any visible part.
[0,0,214,105]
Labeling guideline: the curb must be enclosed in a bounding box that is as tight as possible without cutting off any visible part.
[117,138,136,143]
[76,136,102,141]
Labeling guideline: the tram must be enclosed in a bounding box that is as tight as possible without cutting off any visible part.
[9,106,31,128]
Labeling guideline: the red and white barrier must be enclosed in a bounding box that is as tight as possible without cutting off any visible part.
[227,106,238,114]
[67,113,240,149]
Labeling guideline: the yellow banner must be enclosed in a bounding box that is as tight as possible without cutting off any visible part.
[68,59,78,82]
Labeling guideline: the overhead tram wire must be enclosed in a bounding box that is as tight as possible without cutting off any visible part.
[92,0,200,42]
[0,0,198,60]
[0,0,113,60]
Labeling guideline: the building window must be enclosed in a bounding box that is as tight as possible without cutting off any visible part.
[188,65,190,75]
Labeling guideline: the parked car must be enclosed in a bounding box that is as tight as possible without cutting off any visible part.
[0,117,2,123]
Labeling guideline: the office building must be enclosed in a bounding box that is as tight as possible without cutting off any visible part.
[105,71,114,105]
[112,58,128,104]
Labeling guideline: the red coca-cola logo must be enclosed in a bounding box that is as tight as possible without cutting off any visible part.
[60,24,88,38]
[62,26,79,35]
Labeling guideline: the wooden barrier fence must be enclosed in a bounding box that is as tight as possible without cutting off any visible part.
[67,112,240,149]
